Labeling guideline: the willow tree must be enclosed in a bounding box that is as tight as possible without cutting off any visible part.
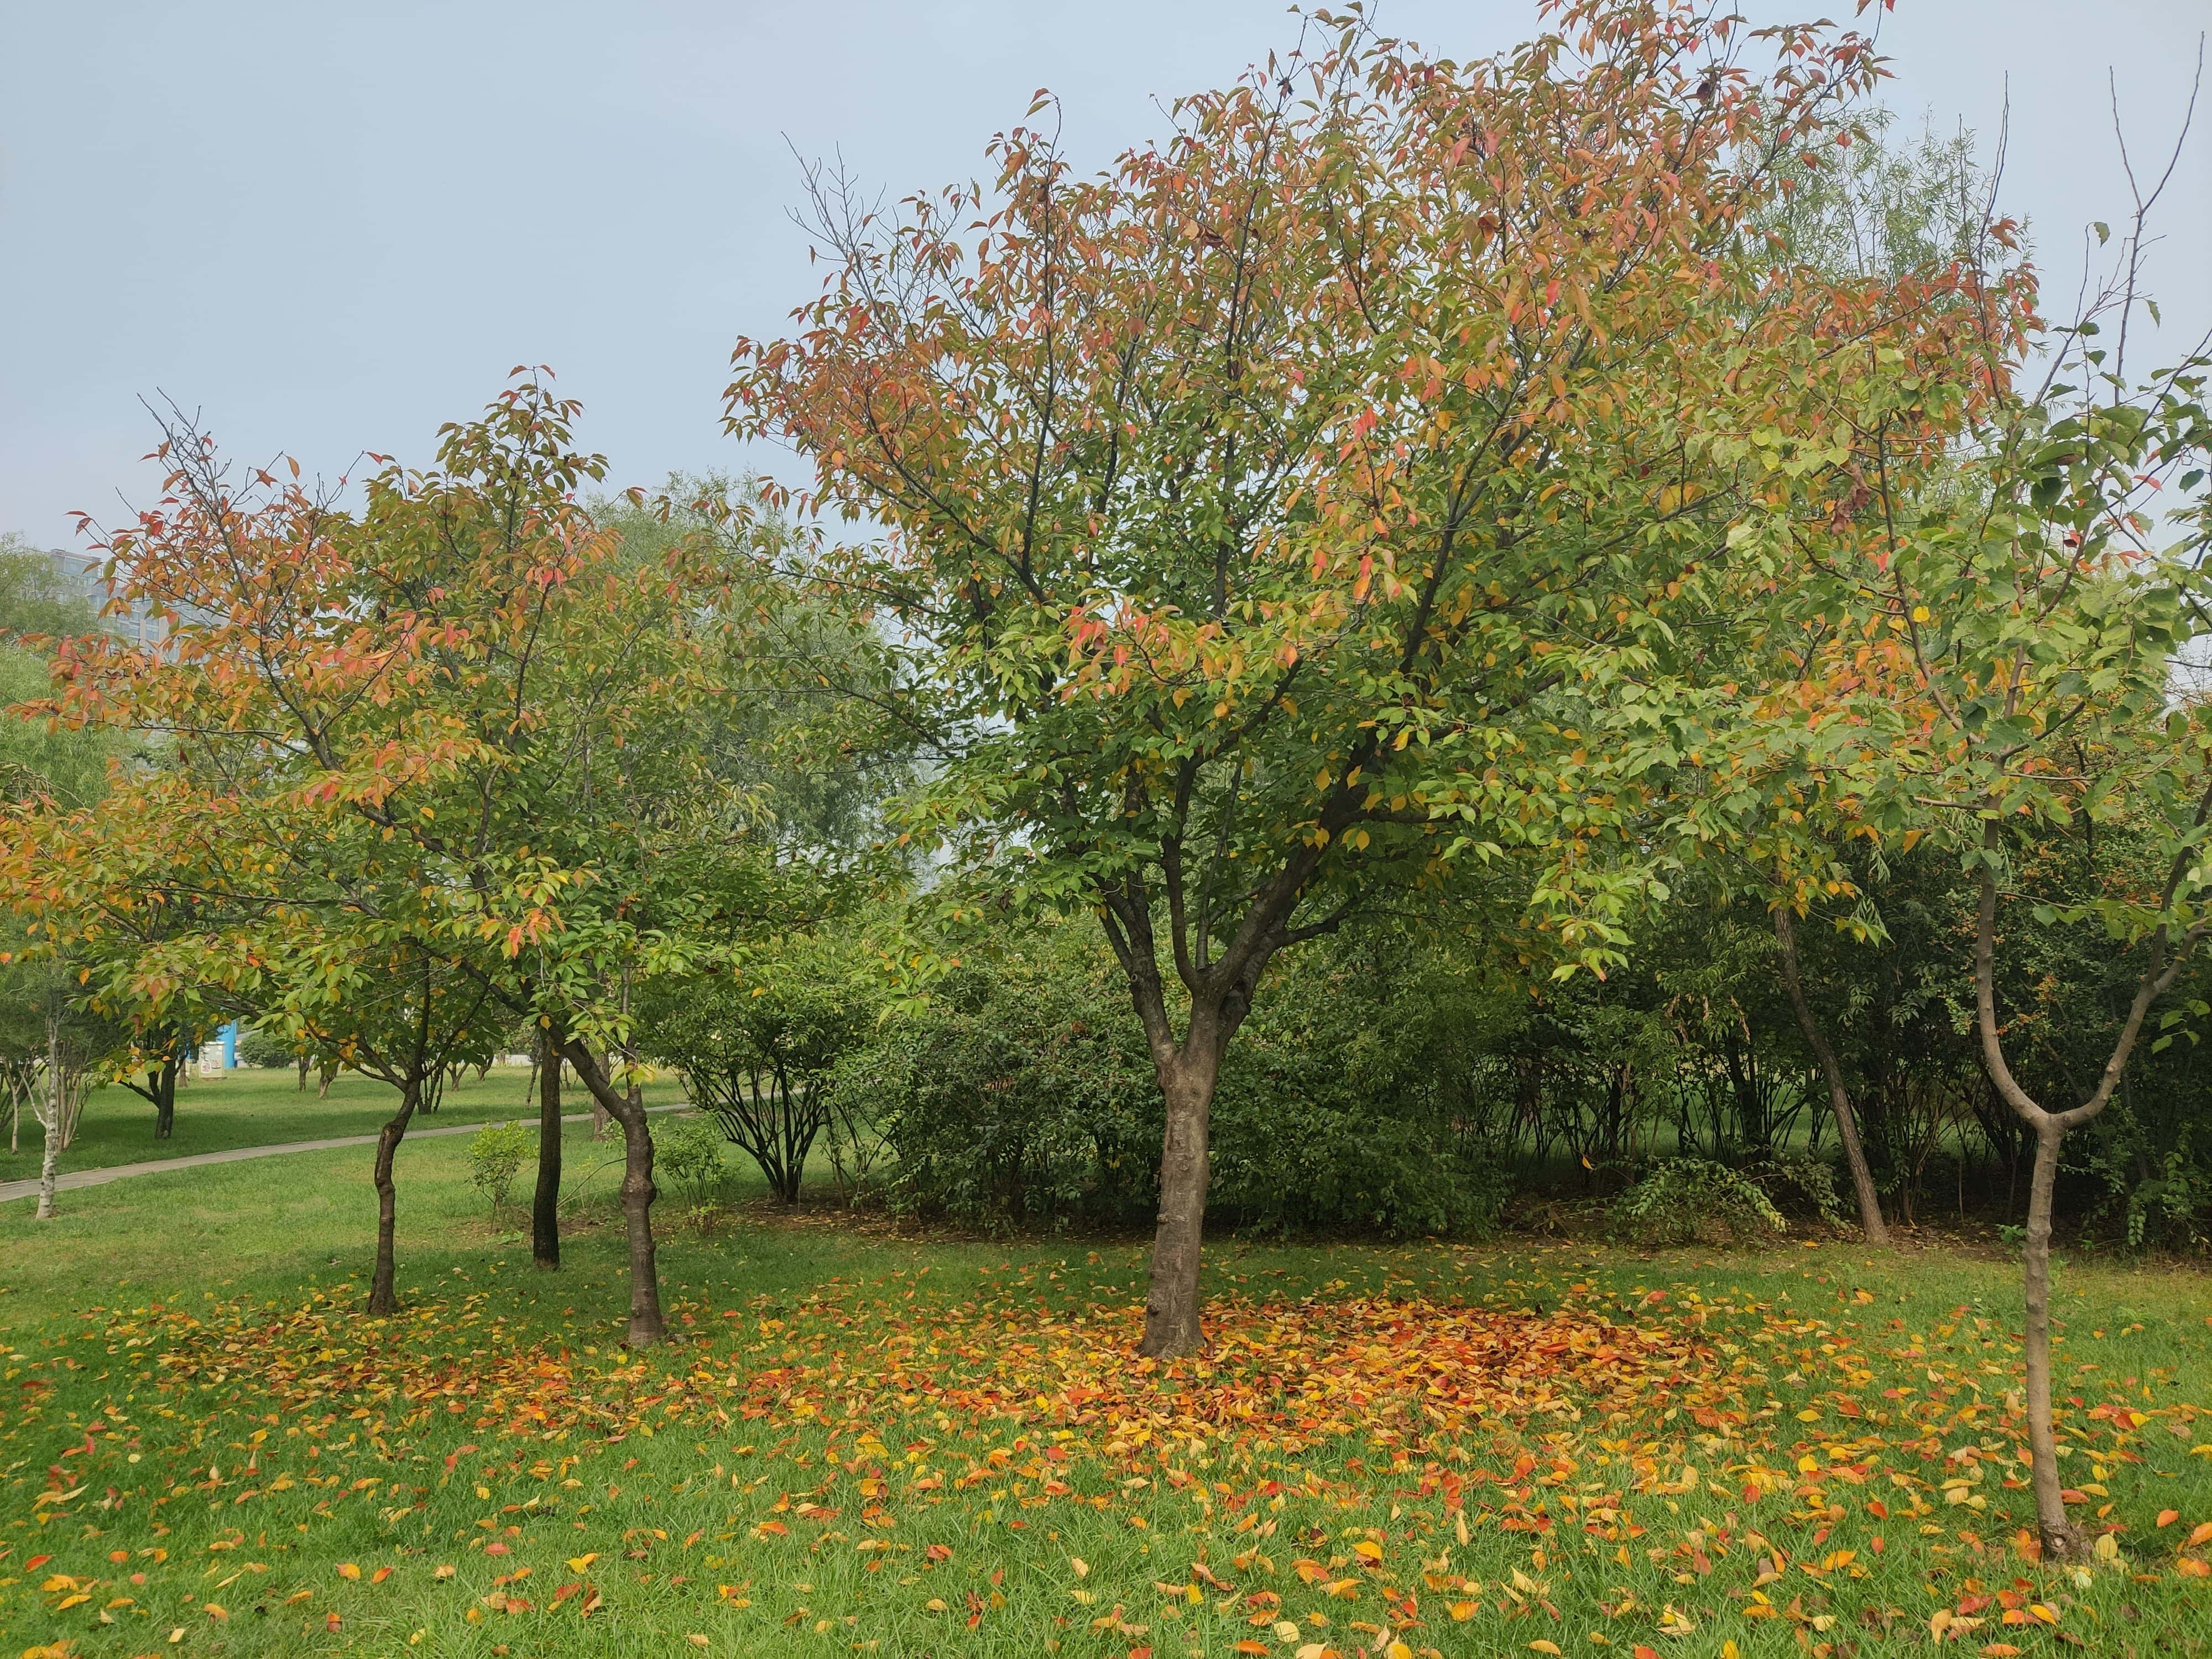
[731,0,1989,1354]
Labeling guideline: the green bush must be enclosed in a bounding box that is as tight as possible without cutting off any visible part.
[466,1121,532,1215]
[656,1114,727,1202]
[869,929,1159,1232]
[234,1026,299,1070]
[1608,1159,1786,1247]
[863,924,1508,1239]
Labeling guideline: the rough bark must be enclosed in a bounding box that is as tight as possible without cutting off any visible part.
[531,1018,564,1270]
[296,1054,310,1091]
[1772,906,1890,1245]
[562,1039,667,1346]
[151,1058,177,1140]
[366,1081,421,1316]
[1141,1037,1224,1358]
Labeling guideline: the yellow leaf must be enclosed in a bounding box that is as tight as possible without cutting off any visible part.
[337,1563,361,1581]
[1449,1600,1479,1620]
[1070,1558,1088,1578]
[567,1554,598,1573]
[1530,1644,1563,1655]
[1353,1540,1383,1562]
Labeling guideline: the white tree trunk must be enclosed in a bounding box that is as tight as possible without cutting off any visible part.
[35,1016,61,1221]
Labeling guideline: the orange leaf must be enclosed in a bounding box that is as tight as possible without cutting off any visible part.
[2158,1510,2180,1528]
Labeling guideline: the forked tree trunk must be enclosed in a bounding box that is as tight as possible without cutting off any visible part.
[532,1018,564,1270]
[562,1039,667,1347]
[367,1081,421,1316]
[296,1054,310,1091]
[1773,905,1889,1245]
[1973,816,2203,1561]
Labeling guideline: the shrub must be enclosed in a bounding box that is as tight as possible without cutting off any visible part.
[1608,1159,1786,1247]
[656,1114,727,1202]
[863,923,1510,1239]
[234,1026,299,1070]
[466,1121,531,1215]
[1755,1156,1851,1229]
[870,929,1159,1232]
[638,931,876,1204]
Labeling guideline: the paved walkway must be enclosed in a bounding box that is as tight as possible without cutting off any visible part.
[0,1103,693,1206]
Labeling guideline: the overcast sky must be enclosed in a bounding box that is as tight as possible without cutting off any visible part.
[3,1,2206,554]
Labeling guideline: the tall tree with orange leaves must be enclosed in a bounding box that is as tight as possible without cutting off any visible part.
[729,0,2004,1355]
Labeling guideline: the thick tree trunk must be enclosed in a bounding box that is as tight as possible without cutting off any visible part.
[1773,906,1889,1245]
[532,1018,564,1270]
[152,1058,177,1140]
[35,1016,61,1222]
[562,1040,667,1347]
[367,1082,421,1316]
[2020,1120,2083,1559]
[1140,1028,1225,1359]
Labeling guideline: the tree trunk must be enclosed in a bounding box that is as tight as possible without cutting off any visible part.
[532,1018,564,1270]
[562,1039,667,1347]
[152,1057,177,1140]
[367,1081,421,1316]
[36,1015,61,1222]
[296,1054,309,1091]
[1773,905,1889,1245]
[2020,1120,2082,1559]
[1140,1029,1225,1359]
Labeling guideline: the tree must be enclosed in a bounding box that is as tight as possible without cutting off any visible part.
[640,928,875,1203]
[24,378,785,1340]
[1736,106,2212,1548]
[731,0,1986,1354]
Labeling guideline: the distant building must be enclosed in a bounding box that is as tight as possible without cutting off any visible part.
[45,548,164,645]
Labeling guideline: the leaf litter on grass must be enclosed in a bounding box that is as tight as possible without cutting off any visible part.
[3,1253,2210,1654]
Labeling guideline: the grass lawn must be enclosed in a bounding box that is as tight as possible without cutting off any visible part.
[1,1065,691,1185]
[0,1134,2209,1657]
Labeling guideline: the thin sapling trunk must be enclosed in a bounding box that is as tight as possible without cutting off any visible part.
[36,1014,62,1221]
[1974,818,2208,1560]
[1773,905,1890,1245]
[367,1079,422,1314]
[562,1039,667,1347]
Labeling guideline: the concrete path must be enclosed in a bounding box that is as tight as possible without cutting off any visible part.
[0,1103,694,1206]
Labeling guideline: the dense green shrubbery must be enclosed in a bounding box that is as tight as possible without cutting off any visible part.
[1608,1158,1786,1246]
[860,924,1510,1239]
[234,1027,298,1070]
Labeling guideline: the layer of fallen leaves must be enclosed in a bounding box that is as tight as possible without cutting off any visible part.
[4,1264,2210,1654]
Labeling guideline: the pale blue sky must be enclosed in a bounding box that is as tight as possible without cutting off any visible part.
[2,1,2205,552]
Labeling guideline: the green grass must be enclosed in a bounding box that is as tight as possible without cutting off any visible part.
[0,1134,2208,1657]
[1,1065,690,1184]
